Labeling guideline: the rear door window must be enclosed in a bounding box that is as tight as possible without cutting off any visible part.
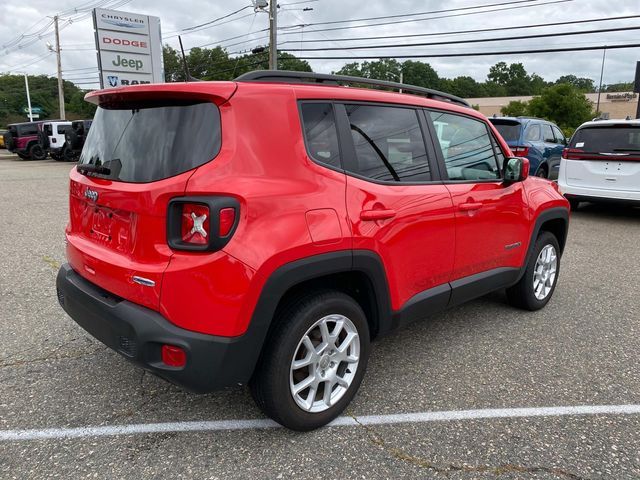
[524,124,541,142]
[429,111,501,181]
[78,101,221,183]
[57,125,70,135]
[571,125,640,153]
[18,124,38,136]
[300,103,341,169]
[344,104,431,182]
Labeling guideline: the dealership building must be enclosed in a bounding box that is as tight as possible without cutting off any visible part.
[467,92,639,119]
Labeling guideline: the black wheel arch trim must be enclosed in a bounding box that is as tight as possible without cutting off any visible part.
[517,206,569,282]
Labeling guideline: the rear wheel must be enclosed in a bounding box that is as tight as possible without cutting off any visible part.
[29,144,46,160]
[250,290,370,431]
[62,145,76,162]
[507,231,560,311]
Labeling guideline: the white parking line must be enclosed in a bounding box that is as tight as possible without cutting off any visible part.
[2,404,639,441]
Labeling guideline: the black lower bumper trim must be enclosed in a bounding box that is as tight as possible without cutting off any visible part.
[56,264,259,393]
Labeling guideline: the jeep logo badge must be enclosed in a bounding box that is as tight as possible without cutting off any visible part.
[85,189,99,202]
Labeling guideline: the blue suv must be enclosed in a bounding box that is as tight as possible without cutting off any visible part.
[489,117,566,179]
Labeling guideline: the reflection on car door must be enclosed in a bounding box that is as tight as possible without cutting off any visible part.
[338,103,456,313]
[427,110,529,303]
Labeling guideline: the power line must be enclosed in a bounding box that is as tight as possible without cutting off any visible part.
[278,14,640,46]
[292,42,640,60]
[283,0,538,28]
[281,25,640,52]
[277,0,572,36]
[165,5,253,36]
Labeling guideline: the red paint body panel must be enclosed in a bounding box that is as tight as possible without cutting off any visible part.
[64,80,568,339]
[445,182,530,279]
[346,177,455,310]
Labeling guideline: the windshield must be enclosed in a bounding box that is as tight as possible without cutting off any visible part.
[79,101,220,183]
[489,120,521,142]
[570,125,640,153]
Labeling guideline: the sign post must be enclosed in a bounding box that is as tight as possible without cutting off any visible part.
[93,8,164,88]
[634,61,640,119]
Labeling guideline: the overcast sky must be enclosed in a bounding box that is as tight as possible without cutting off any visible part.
[2,0,640,91]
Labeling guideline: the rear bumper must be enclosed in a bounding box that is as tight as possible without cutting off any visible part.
[559,181,640,203]
[56,264,261,393]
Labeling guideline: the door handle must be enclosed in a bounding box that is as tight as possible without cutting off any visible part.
[459,202,482,212]
[360,209,396,221]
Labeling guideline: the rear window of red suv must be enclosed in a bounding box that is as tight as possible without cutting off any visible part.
[78,101,221,183]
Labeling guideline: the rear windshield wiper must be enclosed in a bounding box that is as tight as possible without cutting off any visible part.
[77,164,111,176]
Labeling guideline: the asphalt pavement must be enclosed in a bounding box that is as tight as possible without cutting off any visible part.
[0,151,639,479]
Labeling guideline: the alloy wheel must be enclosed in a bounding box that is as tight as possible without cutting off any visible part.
[533,244,557,300]
[289,314,360,413]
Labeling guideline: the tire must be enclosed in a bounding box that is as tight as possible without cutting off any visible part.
[507,231,560,311]
[250,290,370,431]
[29,144,47,160]
[62,145,76,162]
[536,165,548,178]
[568,198,580,211]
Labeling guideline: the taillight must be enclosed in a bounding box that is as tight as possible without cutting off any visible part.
[563,148,584,159]
[167,196,240,252]
[181,203,210,245]
[512,146,529,157]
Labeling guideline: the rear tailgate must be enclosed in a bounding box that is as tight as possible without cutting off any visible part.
[564,124,640,191]
[66,82,237,311]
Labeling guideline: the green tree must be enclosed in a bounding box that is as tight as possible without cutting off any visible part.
[487,62,546,96]
[447,76,485,98]
[400,60,440,89]
[601,81,634,92]
[527,83,594,129]
[500,100,529,117]
[163,45,185,82]
[555,75,595,92]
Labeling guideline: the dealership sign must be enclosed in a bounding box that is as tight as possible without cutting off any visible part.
[93,8,163,88]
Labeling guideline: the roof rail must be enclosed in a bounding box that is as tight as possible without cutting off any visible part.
[235,70,470,108]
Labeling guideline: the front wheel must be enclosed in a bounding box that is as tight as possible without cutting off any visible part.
[250,290,370,431]
[507,231,560,311]
[536,165,548,178]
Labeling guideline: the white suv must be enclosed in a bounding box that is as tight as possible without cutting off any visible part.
[559,119,640,209]
[42,121,72,160]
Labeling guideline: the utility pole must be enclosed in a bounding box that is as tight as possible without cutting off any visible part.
[53,16,65,120]
[24,74,34,122]
[269,0,278,70]
[595,47,607,116]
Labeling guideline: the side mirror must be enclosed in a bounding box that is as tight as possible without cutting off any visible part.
[504,157,529,182]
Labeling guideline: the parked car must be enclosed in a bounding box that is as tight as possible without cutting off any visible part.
[489,116,567,179]
[559,118,640,209]
[0,129,6,148]
[40,121,72,160]
[63,119,92,161]
[3,121,48,160]
[56,71,570,431]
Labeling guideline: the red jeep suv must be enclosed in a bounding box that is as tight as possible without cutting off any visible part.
[56,71,569,430]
